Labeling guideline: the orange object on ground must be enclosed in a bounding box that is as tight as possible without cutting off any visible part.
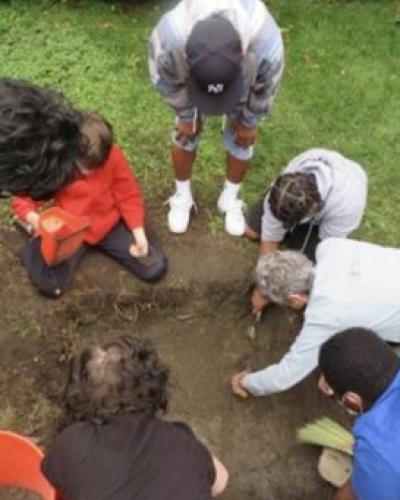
[38,207,90,266]
[0,430,59,499]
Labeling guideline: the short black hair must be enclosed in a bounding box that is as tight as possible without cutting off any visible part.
[64,336,169,424]
[0,78,84,199]
[268,172,322,228]
[319,328,398,408]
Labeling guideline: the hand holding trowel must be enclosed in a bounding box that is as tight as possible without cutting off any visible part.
[247,287,269,341]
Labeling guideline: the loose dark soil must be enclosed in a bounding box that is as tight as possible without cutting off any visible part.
[0,211,348,500]
[0,487,41,500]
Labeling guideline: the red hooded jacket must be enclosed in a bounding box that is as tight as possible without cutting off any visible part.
[12,145,145,245]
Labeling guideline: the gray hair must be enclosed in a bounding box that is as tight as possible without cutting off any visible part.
[255,251,315,305]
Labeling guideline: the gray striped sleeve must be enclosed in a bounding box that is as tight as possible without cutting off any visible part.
[148,19,194,120]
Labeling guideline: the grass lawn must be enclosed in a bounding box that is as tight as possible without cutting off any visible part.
[0,0,399,245]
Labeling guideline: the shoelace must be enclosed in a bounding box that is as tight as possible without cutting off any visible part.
[164,194,198,213]
[225,199,246,216]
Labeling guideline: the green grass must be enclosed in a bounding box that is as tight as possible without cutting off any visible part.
[1,0,399,244]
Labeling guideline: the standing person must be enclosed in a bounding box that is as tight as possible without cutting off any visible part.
[3,80,167,297]
[318,328,400,500]
[149,0,284,236]
[231,238,400,399]
[42,336,229,500]
[245,148,367,313]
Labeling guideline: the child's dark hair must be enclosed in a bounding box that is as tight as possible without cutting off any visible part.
[64,336,169,424]
[268,173,322,228]
[79,112,113,169]
[0,78,84,200]
[319,328,399,409]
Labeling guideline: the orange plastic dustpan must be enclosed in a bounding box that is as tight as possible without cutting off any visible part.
[0,430,59,499]
[38,207,90,266]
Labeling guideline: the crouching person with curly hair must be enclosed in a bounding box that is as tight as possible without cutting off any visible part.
[42,336,229,500]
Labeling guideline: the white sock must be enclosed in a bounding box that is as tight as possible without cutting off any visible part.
[222,179,241,201]
[175,179,192,198]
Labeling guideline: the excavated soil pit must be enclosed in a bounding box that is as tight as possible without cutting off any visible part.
[0,224,348,499]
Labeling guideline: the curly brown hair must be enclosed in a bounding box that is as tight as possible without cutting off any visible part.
[64,336,169,424]
[268,172,322,228]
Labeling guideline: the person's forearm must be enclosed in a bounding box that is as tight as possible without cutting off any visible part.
[242,337,319,397]
[259,240,280,255]
[132,226,146,242]
[242,369,276,397]
[149,47,192,116]
[243,53,284,126]
[211,455,229,497]
[11,195,43,222]
[334,481,357,500]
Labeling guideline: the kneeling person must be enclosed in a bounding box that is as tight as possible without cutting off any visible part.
[232,238,400,398]
[247,148,367,313]
[246,148,368,256]
[8,84,167,297]
[42,336,228,500]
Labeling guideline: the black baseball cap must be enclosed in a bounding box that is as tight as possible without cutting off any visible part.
[186,15,244,116]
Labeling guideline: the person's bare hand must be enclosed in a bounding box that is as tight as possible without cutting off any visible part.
[130,227,149,258]
[252,288,269,315]
[231,120,257,148]
[175,119,202,146]
[231,371,250,399]
[26,211,40,232]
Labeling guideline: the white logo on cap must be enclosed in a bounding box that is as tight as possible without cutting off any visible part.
[208,83,224,94]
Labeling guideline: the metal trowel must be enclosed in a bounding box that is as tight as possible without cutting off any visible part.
[247,311,262,341]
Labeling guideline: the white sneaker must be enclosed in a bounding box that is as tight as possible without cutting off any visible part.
[166,192,195,234]
[217,194,246,237]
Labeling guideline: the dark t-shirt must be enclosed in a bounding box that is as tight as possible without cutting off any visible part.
[41,413,215,500]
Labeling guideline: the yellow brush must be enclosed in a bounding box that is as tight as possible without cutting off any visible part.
[297,417,354,456]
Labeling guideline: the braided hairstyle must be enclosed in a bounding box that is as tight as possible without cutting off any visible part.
[0,78,84,199]
[268,172,322,228]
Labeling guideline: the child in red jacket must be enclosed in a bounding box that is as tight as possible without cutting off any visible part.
[12,112,167,297]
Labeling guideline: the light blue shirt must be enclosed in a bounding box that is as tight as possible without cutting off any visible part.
[243,238,400,396]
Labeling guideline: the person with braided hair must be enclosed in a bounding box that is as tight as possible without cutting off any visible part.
[245,148,367,314]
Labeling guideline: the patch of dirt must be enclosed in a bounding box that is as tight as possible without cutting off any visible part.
[0,487,41,500]
[0,214,347,500]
